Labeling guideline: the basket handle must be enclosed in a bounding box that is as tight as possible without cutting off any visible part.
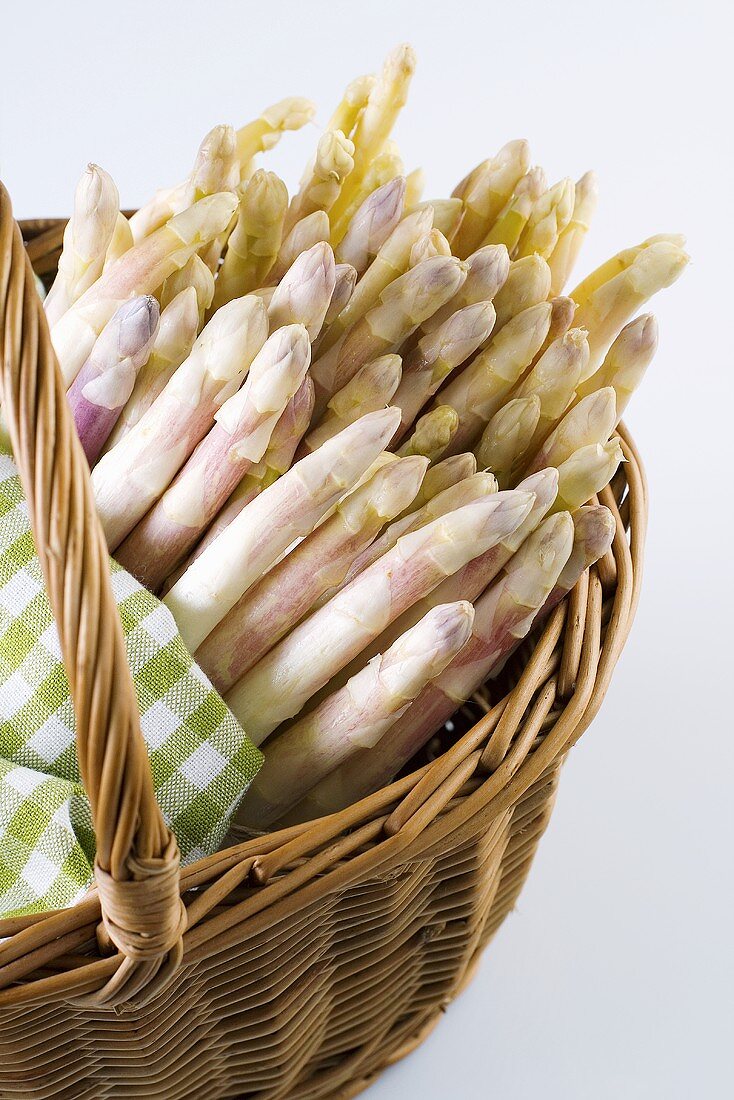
[0,182,185,1005]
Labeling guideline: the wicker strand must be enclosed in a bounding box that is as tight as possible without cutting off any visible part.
[0,184,184,1006]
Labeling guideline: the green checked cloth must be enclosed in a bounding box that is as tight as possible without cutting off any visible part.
[0,443,262,919]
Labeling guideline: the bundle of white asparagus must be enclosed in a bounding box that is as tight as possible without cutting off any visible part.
[44,45,687,829]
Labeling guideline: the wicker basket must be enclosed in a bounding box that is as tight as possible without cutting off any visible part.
[0,185,646,1099]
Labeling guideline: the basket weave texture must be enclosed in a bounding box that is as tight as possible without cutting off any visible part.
[0,189,647,1099]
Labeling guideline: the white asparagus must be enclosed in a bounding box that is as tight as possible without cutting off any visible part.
[474,396,541,488]
[392,302,497,438]
[409,229,452,266]
[267,242,336,340]
[129,124,239,242]
[492,254,552,332]
[177,376,316,575]
[51,193,237,386]
[420,243,509,335]
[452,141,531,257]
[407,453,478,513]
[315,206,434,355]
[160,254,215,327]
[67,296,159,465]
[324,264,358,327]
[575,313,658,415]
[404,167,426,208]
[302,355,402,454]
[238,601,475,828]
[542,505,616,615]
[92,294,268,548]
[481,166,547,253]
[197,455,428,689]
[329,148,405,247]
[552,439,625,513]
[115,324,311,590]
[165,407,402,650]
[515,177,575,259]
[569,233,686,310]
[572,241,688,377]
[411,198,464,241]
[335,177,406,275]
[102,212,134,272]
[234,96,316,173]
[225,489,534,742]
[510,327,590,452]
[327,45,416,226]
[104,288,200,449]
[268,210,331,283]
[44,164,120,326]
[284,129,355,234]
[396,405,459,462]
[433,301,553,453]
[326,75,375,138]
[211,170,289,308]
[311,255,467,413]
[524,388,617,476]
[548,171,598,295]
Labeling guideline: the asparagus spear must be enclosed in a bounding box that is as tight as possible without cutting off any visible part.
[327,45,416,227]
[324,263,358,326]
[342,468,498,591]
[510,327,590,452]
[409,229,452,265]
[225,488,533,742]
[492,254,552,331]
[392,301,497,438]
[311,255,467,414]
[67,296,159,465]
[104,288,200,450]
[197,455,428,688]
[235,97,316,171]
[524,388,617,476]
[102,212,134,272]
[92,293,268,549]
[316,207,434,355]
[530,295,576,365]
[407,453,477,512]
[238,601,475,828]
[211,170,289,308]
[284,130,355,234]
[575,313,658,415]
[44,165,120,326]
[326,75,376,138]
[434,301,553,453]
[177,376,316,575]
[129,125,239,242]
[404,167,426,208]
[543,505,615,614]
[295,511,573,818]
[115,324,311,590]
[267,242,336,339]
[569,233,686,310]
[548,171,598,296]
[552,439,625,512]
[302,355,402,454]
[481,166,547,252]
[51,192,237,386]
[269,210,331,283]
[573,241,688,376]
[516,177,575,259]
[165,407,402,650]
[160,254,215,327]
[411,199,465,240]
[335,177,406,276]
[396,405,459,462]
[330,149,405,245]
[452,141,531,258]
[421,243,509,334]
[474,396,541,488]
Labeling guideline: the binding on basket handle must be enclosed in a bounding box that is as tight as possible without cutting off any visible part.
[0,182,185,1007]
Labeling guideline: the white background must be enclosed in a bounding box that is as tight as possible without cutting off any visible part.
[2,1,732,1096]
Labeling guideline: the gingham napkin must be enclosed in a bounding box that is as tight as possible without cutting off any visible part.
[0,444,262,918]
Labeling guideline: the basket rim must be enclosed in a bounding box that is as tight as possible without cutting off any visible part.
[0,214,647,1010]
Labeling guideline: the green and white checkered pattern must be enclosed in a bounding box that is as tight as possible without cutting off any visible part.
[0,445,262,918]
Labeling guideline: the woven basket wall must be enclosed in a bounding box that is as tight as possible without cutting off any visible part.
[0,191,647,1099]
